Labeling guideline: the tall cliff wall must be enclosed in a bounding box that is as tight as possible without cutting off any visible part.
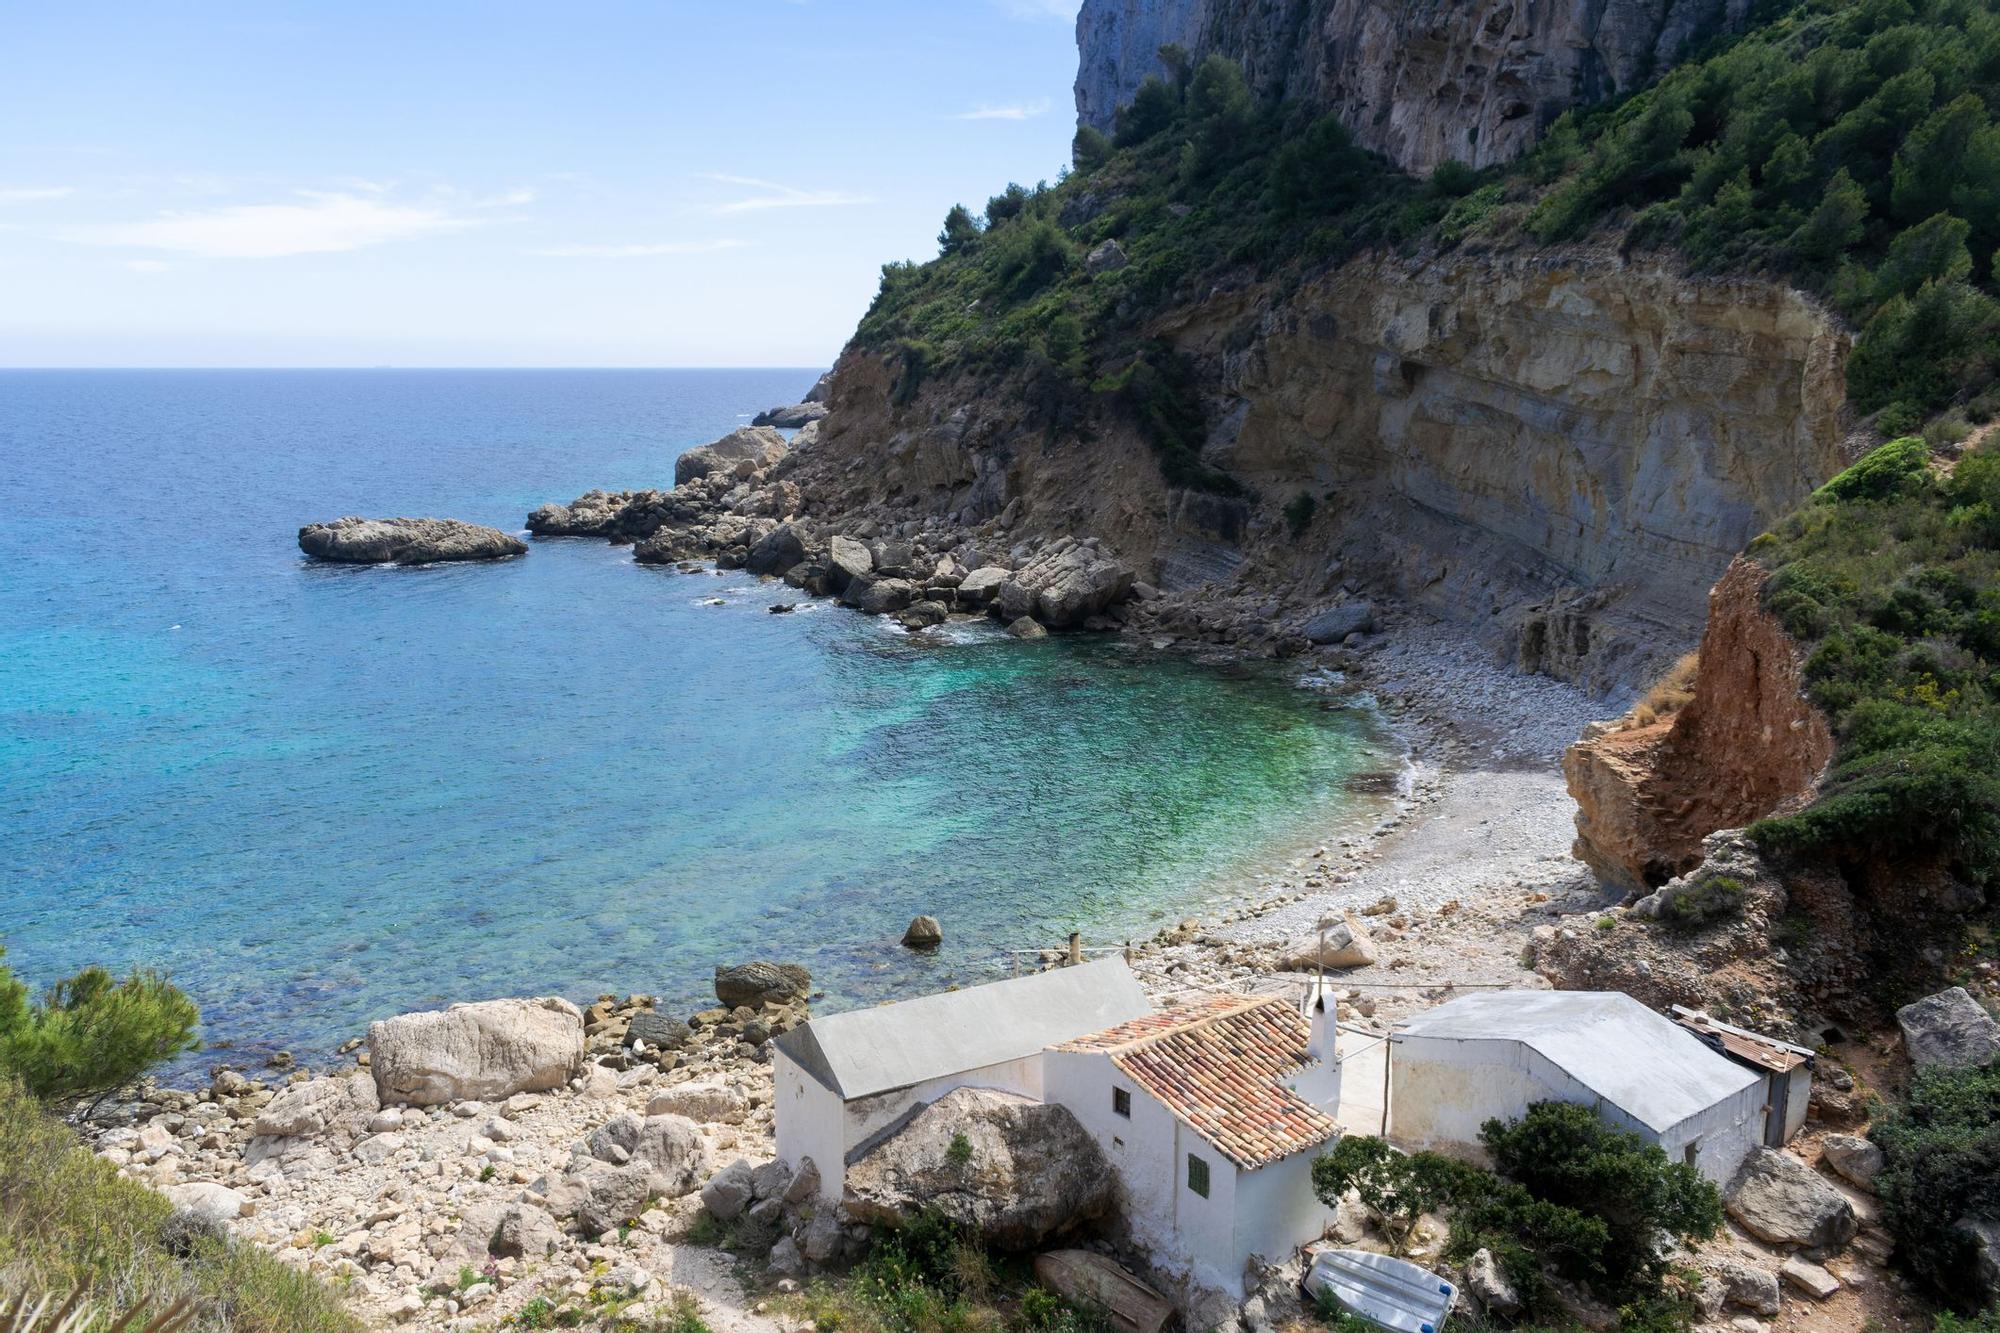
[1076,0,1753,173]
[810,250,1852,695]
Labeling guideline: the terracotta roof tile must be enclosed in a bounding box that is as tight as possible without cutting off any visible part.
[1057,994,1340,1169]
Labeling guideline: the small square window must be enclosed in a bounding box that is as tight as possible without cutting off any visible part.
[1112,1087,1132,1118]
[1186,1153,1210,1198]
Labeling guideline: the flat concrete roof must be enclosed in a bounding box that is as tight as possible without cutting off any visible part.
[1393,990,1762,1135]
[773,957,1152,1101]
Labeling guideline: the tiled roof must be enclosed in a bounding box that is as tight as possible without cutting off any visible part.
[1057,994,1340,1169]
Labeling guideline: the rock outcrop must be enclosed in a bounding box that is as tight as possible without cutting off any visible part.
[367,997,585,1107]
[713,962,810,1010]
[674,426,788,486]
[1075,0,1754,175]
[1565,557,1833,887]
[250,1070,379,1141]
[842,1088,1115,1248]
[298,516,526,565]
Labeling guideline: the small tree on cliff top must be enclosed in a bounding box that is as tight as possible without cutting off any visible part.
[0,946,200,1116]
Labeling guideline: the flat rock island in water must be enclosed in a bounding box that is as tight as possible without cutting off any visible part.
[298,515,527,565]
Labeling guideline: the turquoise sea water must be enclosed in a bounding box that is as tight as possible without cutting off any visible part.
[0,369,1394,1069]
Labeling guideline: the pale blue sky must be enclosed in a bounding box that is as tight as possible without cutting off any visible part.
[0,1,1082,367]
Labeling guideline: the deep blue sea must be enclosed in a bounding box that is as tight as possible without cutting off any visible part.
[0,369,1393,1070]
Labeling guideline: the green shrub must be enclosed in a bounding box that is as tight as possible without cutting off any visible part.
[1310,1135,1478,1256]
[0,1076,358,1330]
[1284,492,1318,537]
[946,1131,973,1166]
[1662,875,1748,929]
[0,946,200,1116]
[1871,1056,2000,1310]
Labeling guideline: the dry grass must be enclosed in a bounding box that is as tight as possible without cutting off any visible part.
[1619,653,1699,731]
[0,1077,359,1332]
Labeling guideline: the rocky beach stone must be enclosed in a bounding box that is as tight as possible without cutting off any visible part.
[745,522,808,576]
[646,1080,748,1125]
[625,1011,692,1052]
[1897,986,2000,1070]
[1282,912,1375,970]
[713,962,810,1009]
[1706,1258,1782,1315]
[368,997,585,1107]
[583,1112,709,1197]
[827,535,874,589]
[842,1087,1113,1248]
[166,1182,249,1226]
[701,1159,756,1222]
[673,426,787,486]
[298,516,526,565]
[994,542,1134,629]
[1821,1134,1883,1190]
[250,1070,379,1140]
[490,1202,565,1259]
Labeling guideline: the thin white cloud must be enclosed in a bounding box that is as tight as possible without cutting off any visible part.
[125,259,170,273]
[532,239,746,258]
[956,99,1053,121]
[994,0,1079,18]
[702,173,870,214]
[0,186,75,204]
[64,191,484,259]
[477,187,537,209]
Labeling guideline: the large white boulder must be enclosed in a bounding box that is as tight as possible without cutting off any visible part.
[368,997,584,1107]
[1726,1148,1859,1251]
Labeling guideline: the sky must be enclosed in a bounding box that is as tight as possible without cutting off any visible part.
[0,1,1083,367]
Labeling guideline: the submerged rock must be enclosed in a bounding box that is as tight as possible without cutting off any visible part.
[901,915,944,949]
[298,516,525,565]
[714,961,810,1009]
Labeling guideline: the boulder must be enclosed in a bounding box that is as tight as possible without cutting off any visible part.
[995,544,1134,629]
[1820,1134,1884,1191]
[1303,602,1376,644]
[845,575,919,616]
[827,535,873,590]
[898,600,950,629]
[527,489,636,538]
[583,1113,709,1197]
[745,523,808,576]
[1464,1248,1520,1315]
[784,1157,821,1206]
[1705,1258,1782,1315]
[368,997,584,1107]
[1896,987,2000,1070]
[802,1208,845,1263]
[251,1071,379,1140]
[1283,913,1376,970]
[751,402,829,429]
[842,1087,1114,1249]
[956,567,1008,605]
[1957,1216,2000,1306]
[868,539,916,577]
[298,517,526,565]
[1726,1148,1859,1251]
[767,1235,806,1278]
[1085,240,1129,274]
[714,962,810,1009]
[1007,617,1049,641]
[750,1160,795,1201]
[489,1203,565,1259]
[701,1160,755,1222]
[902,915,943,949]
[626,1012,692,1052]
[573,1164,655,1237]
[646,1080,748,1125]
[674,427,786,486]
[165,1183,248,1227]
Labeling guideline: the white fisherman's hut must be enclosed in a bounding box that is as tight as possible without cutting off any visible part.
[771,957,1151,1202]
[1388,989,1767,1184]
[1044,989,1346,1298]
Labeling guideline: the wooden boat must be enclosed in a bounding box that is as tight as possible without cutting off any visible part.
[1032,1249,1172,1333]
[1300,1248,1457,1333]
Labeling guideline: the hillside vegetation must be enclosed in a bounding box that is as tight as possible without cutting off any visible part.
[857,0,2000,486]
[1748,436,2000,973]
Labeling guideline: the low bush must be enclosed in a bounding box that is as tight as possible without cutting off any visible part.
[1871,1056,2000,1310]
[1661,874,1748,929]
[0,1075,358,1331]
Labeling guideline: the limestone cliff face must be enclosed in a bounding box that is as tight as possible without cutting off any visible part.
[1075,0,1752,173]
[814,250,1851,695]
[1165,251,1853,691]
[1564,557,1834,889]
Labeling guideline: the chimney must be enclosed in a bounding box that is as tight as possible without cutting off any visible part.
[1289,974,1345,1112]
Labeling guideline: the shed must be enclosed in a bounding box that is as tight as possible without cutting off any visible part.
[1388,990,1765,1184]
[1672,1006,1815,1147]
[1044,993,1344,1298]
[773,957,1152,1201]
